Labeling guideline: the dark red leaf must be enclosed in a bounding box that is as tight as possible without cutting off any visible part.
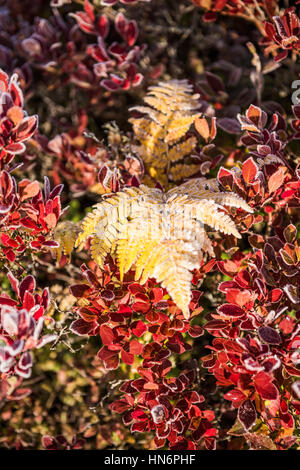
[218,304,245,317]
[238,399,257,430]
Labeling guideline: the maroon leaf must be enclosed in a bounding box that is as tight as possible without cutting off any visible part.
[101,289,115,301]
[69,284,90,298]
[217,304,245,317]
[42,436,58,450]
[18,275,35,300]
[70,319,94,336]
[238,400,257,430]
[188,325,204,337]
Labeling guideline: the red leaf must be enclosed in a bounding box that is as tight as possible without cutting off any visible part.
[254,372,279,400]
[202,259,216,273]
[224,389,246,406]
[225,289,252,307]
[97,346,119,370]
[125,20,138,46]
[7,271,19,297]
[205,320,228,331]
[4,248,15,262]
[84,0,95,21]
[42,436,57,450]
[97,15,109,38]
[131,320,147,337]
[19,275,35,300]
[0,69,8,92]
[115,12,126,37]
[129,339,143,355]
[110,399,132,414]
[5,142,26,154]
[121,349,134,365]
[150,287,164,303]
[15,116,38,142]
[100,325,115,346]
[131,421,148,433]
[128,283,146,295]
[132,301,150,313]
[268,288,282,303]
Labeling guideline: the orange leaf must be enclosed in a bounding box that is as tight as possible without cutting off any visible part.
[20,181,40,201]
[45,213,57,229]
[242,157,258,184]
[268,168,285,194]
[7,106,24,126]
[195,117,210,141]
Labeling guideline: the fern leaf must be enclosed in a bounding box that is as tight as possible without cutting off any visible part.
[53,221,80,262]
[169,163,201,181]
[168,177,253,212]
[77,179,252,319]
[129,80,201,186]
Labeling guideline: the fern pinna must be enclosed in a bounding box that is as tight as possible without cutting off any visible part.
[75,178,252,318]
[129,80,202,185]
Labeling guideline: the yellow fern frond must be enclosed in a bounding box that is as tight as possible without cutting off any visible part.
[169,177,253,212]
[77,178,252,319]
[129,80,201,186]
[167,137,197,163]
[75,206,104,248]
[91,235,110,267]
[153,243,199,318]
[169,163,200,181]
[53,221,80,262]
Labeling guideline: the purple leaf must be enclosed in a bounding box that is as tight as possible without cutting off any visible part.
[258,326,282,345]
[217,118,241,134]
